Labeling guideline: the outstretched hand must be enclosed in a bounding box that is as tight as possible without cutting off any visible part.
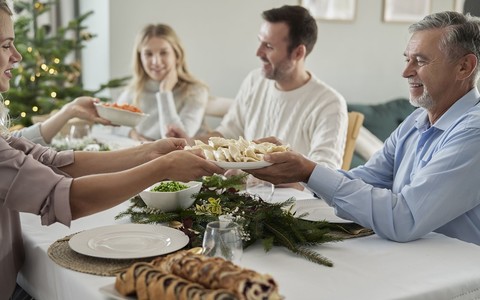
[66,97,112,125]
[246,151,317,185]
[161,149,225,182]
[143,138,188,161]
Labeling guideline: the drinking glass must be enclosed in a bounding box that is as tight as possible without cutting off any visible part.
[202,221,243,263]
[66,123,91,147]
[245,175,274,202]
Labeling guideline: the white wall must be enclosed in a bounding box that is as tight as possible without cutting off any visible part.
[80,0,456,104]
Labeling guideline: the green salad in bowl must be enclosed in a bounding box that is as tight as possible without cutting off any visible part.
[140,181,201,212]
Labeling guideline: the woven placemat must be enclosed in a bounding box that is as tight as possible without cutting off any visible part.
[47,233,155,277]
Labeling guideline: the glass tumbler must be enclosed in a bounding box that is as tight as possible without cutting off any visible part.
[245,174,274,202]
[202,221,243,263]
[66,123,91,147]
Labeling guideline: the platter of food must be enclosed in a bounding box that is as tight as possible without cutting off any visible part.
[187,136,288,170]
[94,102,148,127]
[211,160,273,170]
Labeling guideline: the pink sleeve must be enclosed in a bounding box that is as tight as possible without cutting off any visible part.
[1,136,75,226]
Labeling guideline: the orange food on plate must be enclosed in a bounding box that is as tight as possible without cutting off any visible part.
[103,102,142,113]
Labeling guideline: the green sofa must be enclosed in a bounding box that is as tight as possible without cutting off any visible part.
[347,98,416,168]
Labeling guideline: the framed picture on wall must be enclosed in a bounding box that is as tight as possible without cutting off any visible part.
[301,0,356,21]
[383,0,431,23]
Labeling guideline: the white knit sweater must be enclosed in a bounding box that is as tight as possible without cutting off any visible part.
[217,69,348,169]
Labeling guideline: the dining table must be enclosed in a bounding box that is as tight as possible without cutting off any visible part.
[16,187,480,300]
[15,127,480,300]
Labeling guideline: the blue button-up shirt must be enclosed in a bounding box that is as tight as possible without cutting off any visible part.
[308,88,480,244]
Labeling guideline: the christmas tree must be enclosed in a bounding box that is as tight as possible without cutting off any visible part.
[4,0,129,127]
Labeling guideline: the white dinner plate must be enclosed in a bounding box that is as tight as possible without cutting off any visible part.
[69,224,189,259]
[211,160,272,170]
[292,199,352,223]
[100,283,134,300]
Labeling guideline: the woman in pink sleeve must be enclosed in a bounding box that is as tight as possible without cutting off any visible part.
[0,2,224,299]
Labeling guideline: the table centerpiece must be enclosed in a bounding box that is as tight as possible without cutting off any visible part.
[116,174,370,267]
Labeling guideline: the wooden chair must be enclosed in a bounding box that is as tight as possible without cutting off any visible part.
[205,96,233,118]
[342,111,365,170]
[204,96,234,132]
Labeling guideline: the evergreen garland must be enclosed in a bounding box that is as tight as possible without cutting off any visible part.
[116,174,353,267]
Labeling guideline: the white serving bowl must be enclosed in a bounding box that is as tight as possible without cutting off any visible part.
[139,181,202,212]
[94,102,148,127]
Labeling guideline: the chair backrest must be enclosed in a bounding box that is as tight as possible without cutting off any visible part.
[342,111,365,170]
[203,96,234,132]
[205,96,234,118]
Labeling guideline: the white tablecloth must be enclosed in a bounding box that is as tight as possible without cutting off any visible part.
[17,187,480,300]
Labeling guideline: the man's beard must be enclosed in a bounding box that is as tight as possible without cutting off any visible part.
[262,59,294,82]
[410,88,434,109]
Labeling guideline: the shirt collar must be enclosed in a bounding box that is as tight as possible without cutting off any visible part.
[415,87,480,131]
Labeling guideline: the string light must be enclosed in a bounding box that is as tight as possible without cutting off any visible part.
[53,58,60,64]
[32,106,38,112]
[4,100,10,106]
[48,68,55,74]
[30,75,35,82]
[40,64,48,71]
[20,112,26,118]
[50,92,57,98]
[27,47,32,53]
[34,2,44,11]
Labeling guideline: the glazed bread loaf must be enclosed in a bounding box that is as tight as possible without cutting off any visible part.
[115,261,236,300]
[115,250,281,300]
[151,251,281,300]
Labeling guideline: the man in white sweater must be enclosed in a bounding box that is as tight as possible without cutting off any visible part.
[168,5,348,169]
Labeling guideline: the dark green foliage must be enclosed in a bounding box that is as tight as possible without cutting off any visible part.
[116,174,344,267]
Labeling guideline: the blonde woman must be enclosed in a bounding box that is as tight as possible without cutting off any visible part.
[0,2,223,298]
[114,24,208,141]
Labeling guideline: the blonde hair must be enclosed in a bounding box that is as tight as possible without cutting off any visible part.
[0,0,12,137]
[129,24,205,106]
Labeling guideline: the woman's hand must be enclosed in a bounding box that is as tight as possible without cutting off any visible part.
[64,97,111,125]
[159,149,225,182]
[143,138,187,160]
[159,68,178,92]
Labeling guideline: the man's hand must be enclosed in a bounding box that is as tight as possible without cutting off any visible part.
[254,136,284,145]
[246,151,316,185]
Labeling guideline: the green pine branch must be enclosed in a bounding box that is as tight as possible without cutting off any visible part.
[115,174,351,267]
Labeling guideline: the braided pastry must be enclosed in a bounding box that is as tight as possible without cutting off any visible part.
[115,261,237,300]
[114,262,152,296]
[151,251,281,300]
